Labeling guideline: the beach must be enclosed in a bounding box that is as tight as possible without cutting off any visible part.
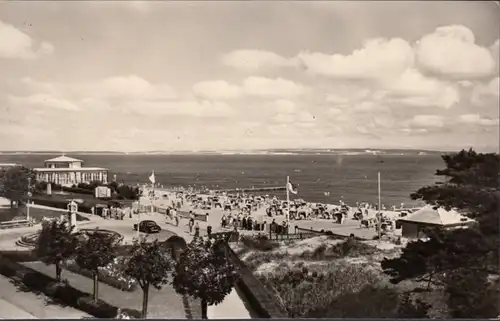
[0,153,442,207]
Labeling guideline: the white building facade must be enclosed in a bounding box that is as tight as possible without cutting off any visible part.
[34,156,109,187]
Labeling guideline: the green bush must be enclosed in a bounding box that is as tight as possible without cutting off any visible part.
[30,197,93,215]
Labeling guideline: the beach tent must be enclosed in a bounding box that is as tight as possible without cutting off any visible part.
[398,205,475,239]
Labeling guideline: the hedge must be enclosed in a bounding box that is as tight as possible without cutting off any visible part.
[31,197,93,215]
[0,250,39,262]
[0,254,141,318]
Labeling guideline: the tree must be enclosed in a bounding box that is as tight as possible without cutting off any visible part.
[172,236,239,319]
[75,230,119,302]
[36,218,79,282]
[123,238,173,318]
[381,149,499,317]
[0,166,36,207]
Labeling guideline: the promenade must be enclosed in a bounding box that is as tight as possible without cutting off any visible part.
[0,196,253,319]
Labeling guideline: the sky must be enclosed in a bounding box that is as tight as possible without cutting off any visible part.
[0,1,498,152]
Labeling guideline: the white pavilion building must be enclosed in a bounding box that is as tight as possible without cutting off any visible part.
[33,155,109,186]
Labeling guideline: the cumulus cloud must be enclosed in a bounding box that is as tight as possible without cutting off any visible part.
[471,77,500,106]
[458,114,498,126]
[192,80,242,100]
[271,99,296,113]
[410,115,445,128]
[14,76,234,118]
[91,75,177,100]
[384,69,460,109]
[123,100,234,118]
[7,94,79,111]
[297,38,414,81]
[191,77,307,100]
[326,107,343,117]
[242,77,308,98]
[221,50,295,72]
[0,20,54,59]
[21,75,177,101]
[415,25,496,80]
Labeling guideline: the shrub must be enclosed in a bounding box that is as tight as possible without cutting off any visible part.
[257,262,382,318]
[0,250,38,262]
[65,258,138,292]
[31,197,94,215]
[307,284,400,318]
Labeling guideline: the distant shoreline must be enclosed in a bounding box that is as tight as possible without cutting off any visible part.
[0,149,447,156]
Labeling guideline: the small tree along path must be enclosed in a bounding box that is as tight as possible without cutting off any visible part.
[123,238,173,318]
[172,236,239,319]
[36,219,79,282]
[75,229,120,302]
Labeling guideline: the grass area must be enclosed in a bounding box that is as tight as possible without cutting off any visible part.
[22,261,188,318]
[235,235,448,318]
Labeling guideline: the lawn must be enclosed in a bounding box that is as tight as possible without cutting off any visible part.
[233,235,449,318]
[22,261,189,318]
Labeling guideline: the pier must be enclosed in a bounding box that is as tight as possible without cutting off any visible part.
[213,186,285,193]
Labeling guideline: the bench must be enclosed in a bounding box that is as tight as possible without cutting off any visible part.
[0,219,34,229]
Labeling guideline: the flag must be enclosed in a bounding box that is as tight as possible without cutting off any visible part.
[287,179,298,194]
[149,171,156,184]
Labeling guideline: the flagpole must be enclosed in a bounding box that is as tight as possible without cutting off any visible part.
[377,172,381,242]
[286,176,290,227]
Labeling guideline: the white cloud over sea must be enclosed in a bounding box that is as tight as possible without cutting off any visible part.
[0,1,498,152]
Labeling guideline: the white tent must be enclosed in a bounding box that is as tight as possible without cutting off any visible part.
[398,205,475,239]
[400,205,475,226]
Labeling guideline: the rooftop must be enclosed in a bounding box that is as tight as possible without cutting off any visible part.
[399,205,475,226]
[33,167,108,172]
[45,155,83,163]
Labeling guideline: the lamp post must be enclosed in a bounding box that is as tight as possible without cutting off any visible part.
[27,177,32,222]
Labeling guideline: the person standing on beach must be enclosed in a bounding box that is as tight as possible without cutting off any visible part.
[194,222,200,237]
[189,211,195,233]
[172,207,179,226]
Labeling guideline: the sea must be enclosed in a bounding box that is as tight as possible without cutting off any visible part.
[0,153,445,208]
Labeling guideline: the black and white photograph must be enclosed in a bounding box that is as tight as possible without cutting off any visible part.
[0,1,498,319]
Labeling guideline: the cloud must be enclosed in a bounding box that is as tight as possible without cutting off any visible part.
[271,99,296,113]
[221,50,295,72]
[0,20,54,59]
[91,75,176,100]
[242,77,308,98]
[192,77,308,100]
[117,99,234,118]
[410,114,445,128]
[491,39,499,72]
[415,25,496,80]
[458,114,498,126]
[326,107,343,117]
[192,80,242,100]
[21,75,177,101]
[7,94,80,111]
[384,69,460,109]
[471,77,500,106]
[297,38,414,81]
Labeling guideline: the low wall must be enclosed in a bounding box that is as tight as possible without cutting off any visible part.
[226,245,288,318]
[295,226,365,241]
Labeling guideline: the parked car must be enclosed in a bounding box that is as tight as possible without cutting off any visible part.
[133,220,161,233]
